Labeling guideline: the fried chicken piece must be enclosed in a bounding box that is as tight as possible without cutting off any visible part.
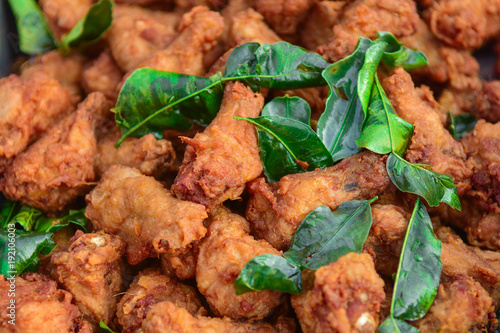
[172,81,264,211]
[299,1,345,51]
[291,253,385,333]
[196,205,283,320]
[1,92,107,213]
[117,268,206,333]
[20,51,85,99]
[0,73,73,173]
[411,275,495,333]
[382,68,471,194]
[50,230,125,326]
[465,213,500,251]
[85,165,208,265]
[107,5,181,72]
[0,273,91,333]
[247,151,392,251]
[318,0,419,62]
[226,8,281,48]
[39,0,93,40]
[142,301,280,333]
[95,128,175,178]
[161,243,199,280]
[476,81,500,123]
[82,50,123,102]
[462,120,500,213]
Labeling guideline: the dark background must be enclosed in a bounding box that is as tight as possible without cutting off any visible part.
[0,0,17,77]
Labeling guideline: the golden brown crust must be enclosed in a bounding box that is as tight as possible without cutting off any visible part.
[82,51,124,102]
[299,1,345,51]
[39,0,93,40]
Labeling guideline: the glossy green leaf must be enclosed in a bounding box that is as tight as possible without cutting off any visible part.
[317,38,373,162]
[284,199,376,270]
[377,31,428,71]
[224,42,329,89]
[356,75,414,155]
[390,198,442,321]
[114,69,224,146]
[386,153,461,210]
[448,113,477,140]
[379,316,419,333]
[34,208,89,233]
[0,200,20,229]
[234,254,302,295]
[7,0,56,54]
[60,0,113,52]
[258,96,312,182]
[358,40,387,113]
[10,206,42,231]
[0,230,55,276]
[236,116,334,171]
[99,321,117,333]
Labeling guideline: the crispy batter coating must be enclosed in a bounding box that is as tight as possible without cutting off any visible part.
[85,165,208,265]
[142,301,280,333]
[462,120,500,213]
[0,273,91,333]
[95,128,175,178]
[317,0,419,62]
[50,230,126,326]
[82,50,123,102]
[172,81,264,211]
[467,213,500,251]
[39,0,93,40]
[196,205,283,320]
[117,268,206,333]
[107,5,181,72]
[247,151,392,251]
[476,81,500,123]
[291,253,385,333]
[0,73,73,172]
[382,68,471,194]
[411,275,495,333]
[226,8,281,48]
[1,92,108,213]
[299,1,345,50]
[161,243,199,280]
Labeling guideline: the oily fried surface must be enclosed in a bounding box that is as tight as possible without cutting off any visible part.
[39,0,93,39]
[246,151,392,251]
[161,243,199,280]
[466,213,500,251]
[0,273,91,333]
[82,50,123,102]
[291,253,385,333]
[117,268,206,333]
[226,8,281,48]
[196,205,283,320]
[172,81,264,211]
[476,81,500,123]
[85,165,208,265]
[299,1,345,51]
[50,230,126,326]
[1,92,108,213]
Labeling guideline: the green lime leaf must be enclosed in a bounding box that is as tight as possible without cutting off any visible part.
[0,200,20,229]
[34,208,89,233]
[99,320,117,333]
[379,316,419,333]
[10,206,42,231]
[234,254,302,295]
[448,113,477,140]
[377,31,428,71]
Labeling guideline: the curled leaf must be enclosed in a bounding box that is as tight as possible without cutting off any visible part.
[377,31,428,71]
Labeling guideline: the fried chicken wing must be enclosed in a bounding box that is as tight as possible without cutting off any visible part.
[117,268,206,333]
[247,151,392,250]
[82,50,123,102]
[196,205,283,320]
[172,81,264,211]
[1,92,108,213]
[226,8,281,48]
[299,1,345,51]
[85,165,208,265]
[291,253,385,333]
[50,230,126,326]
[39,0,93,40]
[0,273,91,333]
[161,243,199,280]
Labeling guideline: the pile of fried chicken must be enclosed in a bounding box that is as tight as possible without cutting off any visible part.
[1,0,500,332]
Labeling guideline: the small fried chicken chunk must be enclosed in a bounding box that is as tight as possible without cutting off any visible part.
[1,92,108,213]
[161,243,199,280]
[247,151,392,251]
[299,1,345,50]
[226,8,281,48]
[197,205,283,320]
[466,213,500,251]
[0,73,73,172]
[50,230,126,326]
[142,301,279,333]
[39,0,92,40]
[292,253,385,333]
[86,165,208,265]
[117,268,206,333]
[0,273,91,333]
[172,81,264,211]
[82,50,123,102]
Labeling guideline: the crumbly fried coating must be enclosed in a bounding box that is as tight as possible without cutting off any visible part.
[172,81,264,211]
[465,213,500,251]
[107,5,181,72]
[0,273,91,333]
[382,68,471,194]
[411,275,495,333]
[161,243,199,280]
[0,73,73,172]
[85,165,208,265]
[476,81,500,123]
[317,0,419,62]
[142,301,279,333]
[291,253,385,333]
[95,128,175,178]
[299,1,345,51]
[39,0,93,40]
[226,8,281,48]
[196,205,283,320]
[82,50,123,102]
[1,92,108,213]
[462,120,500,213]
[50,230,126,326]
[247,151,392,251]
[117,268,206,333]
